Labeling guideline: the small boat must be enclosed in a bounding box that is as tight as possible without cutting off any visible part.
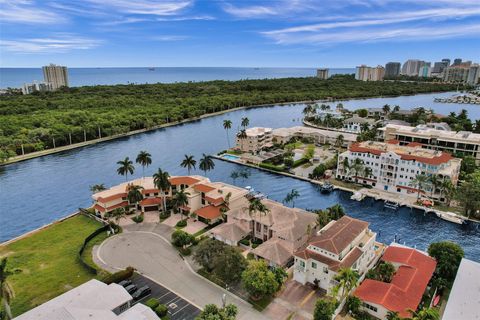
[320,182,334,193]
[384,200,399,210]
[350,191,365,201]
[148,67,155,71]
[436,212,465,225]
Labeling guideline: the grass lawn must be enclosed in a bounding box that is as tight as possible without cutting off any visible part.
[0,214,106,316]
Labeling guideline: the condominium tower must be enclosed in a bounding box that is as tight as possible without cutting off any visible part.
[384,62,401,78]
[42,64,69,90]
[355,65,385,81]
[316,68,329,80]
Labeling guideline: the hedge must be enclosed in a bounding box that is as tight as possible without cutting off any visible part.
[176,219,187,228]
[155,304,168,317]
[292,157,310,168]
[101,266,134,284]
[259,163,285,172]
[78,224,111,275]
[146,298,160,309]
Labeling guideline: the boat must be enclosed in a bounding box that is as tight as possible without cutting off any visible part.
[436,212,466,225]
[320,182,334,193]
[350,191,365,201]
[148,67,155,71]
[384,200,399,210]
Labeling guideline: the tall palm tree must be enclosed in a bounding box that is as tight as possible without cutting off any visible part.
[342,157,350,177]
[334,134,344,149]
[127,184,144,215]
[153,168,171,213]
[173,189,190,221]
[89,184,106,194]
[428,175,440,199]
[237,129,247,140]
[392,105,400,113]
[284,189,300,208]
[223,120,233,148]
[180,154,196,175]
[136,151,152,178]
[328,204,345,220]
[441,180,455,206]
[241,117,249,129]
[409,174,429,200]
[382,104,391,114]
[117,157,135,181]
[350,158,364,182]
[0,258,14,320]
[108,207,126,226]
[332,267,359,299]
[246,198,270,241]
[363,167,373,179]
[199,154,215,176]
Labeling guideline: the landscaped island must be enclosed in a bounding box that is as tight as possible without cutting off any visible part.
[0,75,458,161]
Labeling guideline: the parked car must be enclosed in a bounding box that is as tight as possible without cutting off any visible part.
[119,279,132,288]
[132,286,151,300]
[125,284,137,294]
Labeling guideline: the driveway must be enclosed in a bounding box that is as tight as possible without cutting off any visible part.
[95,224,268,320]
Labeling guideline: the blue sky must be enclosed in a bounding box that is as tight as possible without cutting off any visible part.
[1,0,479,67]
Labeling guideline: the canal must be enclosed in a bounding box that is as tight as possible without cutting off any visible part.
[1,91,479,260]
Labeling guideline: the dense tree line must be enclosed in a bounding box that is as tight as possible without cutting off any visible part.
[0,75,457,161]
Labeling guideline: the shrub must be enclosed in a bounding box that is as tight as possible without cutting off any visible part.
[292,157,310,168]
[145,298,160,309]
[239,238,250,246]
[131,214,144,223]
[155,304,168,317]
[101,266,134,284]
[171,230,193,248]
[159,212,170,219]
[251,238,263,245]
[176,219,187,228]
[247,252,255,260]
[179,247,192,256]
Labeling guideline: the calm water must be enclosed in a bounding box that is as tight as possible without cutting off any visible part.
[1,92,479,261]
[0,67,355,88]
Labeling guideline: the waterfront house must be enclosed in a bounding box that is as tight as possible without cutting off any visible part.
[342,115,375,133]
[354,244,436,319]
[92,176,247,223]
[293,216,377,295]
[336,140,461,203]
[382,123,480,164]
[235,127,273,154]
[14,279,159,320]
[210,198,317,267]
[272,126,357,147]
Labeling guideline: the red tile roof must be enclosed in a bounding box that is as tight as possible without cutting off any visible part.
[97,192,127,202]
[142,188,159,194]
[307,216,369,254]
[204,195,224,205]
[140,197,162,206]
[193,183,216,193]
[354,246,436,318]
[195,205,225,220]
[94,201,129,213]
[169,176,200,186]
[349,142,453,165]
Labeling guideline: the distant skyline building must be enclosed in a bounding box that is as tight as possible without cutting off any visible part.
[467,64,480,85]
[385,62,401,78]
[316,68,329,80]
[22,81,53,95]
[418,63,432,78]
[453,58,462,66]
[444,65,470,82]
[401,59,426,76]
[432,61,448,74]
[42,64,69,90]
[442,58,451,66]
[355,65,384,81]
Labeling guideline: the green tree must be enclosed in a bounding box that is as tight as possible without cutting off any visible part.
[241,117,249,129]
[223,119,233,149]
[460,155,476,176]
[117,157,135,181]
[212,246,247,285]
[153,168,171,213]
[173,189,190,222]
[199,153,215,176]
[410,307,440,320]
[89,183,106,194]
[310,163,327,179]
[181,154,197,175]
[241,260,279,299]
[246,198,270,241]
[171,230,193,248]
[386,311,401,320]
[409,174,429,200]
[346,296,361,316]
[334,134,344,149]
[135,150,152,178]
[356,109,368,117]
[272,267,288,288]
[332,267,359,298]
[193,239,227,272]
[313,298,336,320]
[196,303,238,320]
[456,170,480,217]
[327,204,345,220]
[0,258,14,320]
[127,184,144,215]
[107,207,126,226]
[428,241,464,282]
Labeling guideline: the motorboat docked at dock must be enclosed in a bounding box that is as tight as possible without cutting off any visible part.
[436,211,466,225]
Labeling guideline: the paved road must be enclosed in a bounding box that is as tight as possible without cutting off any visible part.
[95,225,269,320]
[131,274,201,320]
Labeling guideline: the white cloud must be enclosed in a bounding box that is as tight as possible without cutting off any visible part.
[152,35,189,41]
[98,17,149,26]
[85,0,192,16]
[222,4,278,18]
[0,34,102,53]
[0,0,65,24]
[156,15,214,21]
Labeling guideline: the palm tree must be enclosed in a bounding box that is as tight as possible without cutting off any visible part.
[173,189,190,222]
[441,180,455,206]
[283,189,300,208]
[180,154,196,175]
[332,267,359,299]
[360,122,370,133]
[241,117,249,129]
[392,105,400,113]
[153,168,171,213]
[136,151,152,178]
[127,184,144,215]
[350,158,364,183]
[328,204,345,220]
[117,157,135,181]
[223,120,233,148]
[409,174,429,200]
[89,184,106,194]
[342,157,350,177]
[382,104,391,114]
[199,154,215,176]
[0,258,14,320]
[363,167,373,179]
[409,307,440,320]
[428,175,440,199]
[237,129,247,140]
[108,207,126,226]
[246,198,270,242]
[334,134,344,149]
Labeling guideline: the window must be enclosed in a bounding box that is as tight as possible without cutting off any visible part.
[299,260,305,268]
[362,303,378,312]
[312,262,317,269]
[323,267,329,274]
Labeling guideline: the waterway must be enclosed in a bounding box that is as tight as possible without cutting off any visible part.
[1,91,479,260]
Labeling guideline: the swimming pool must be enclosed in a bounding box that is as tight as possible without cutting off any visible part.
[222,154,241,161]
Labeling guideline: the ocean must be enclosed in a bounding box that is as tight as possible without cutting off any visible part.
[0,67,355,88]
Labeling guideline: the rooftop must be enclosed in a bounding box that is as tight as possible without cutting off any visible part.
[272,126,357,141]
[442,258,480,320]
[244,127,272,137]
[385,124,480,143]
[354,245,436,318]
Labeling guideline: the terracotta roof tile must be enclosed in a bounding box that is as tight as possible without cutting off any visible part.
[140,197,162,206]
[193,183,216,193]
[195,205,225,220]
[169,176,200,186]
